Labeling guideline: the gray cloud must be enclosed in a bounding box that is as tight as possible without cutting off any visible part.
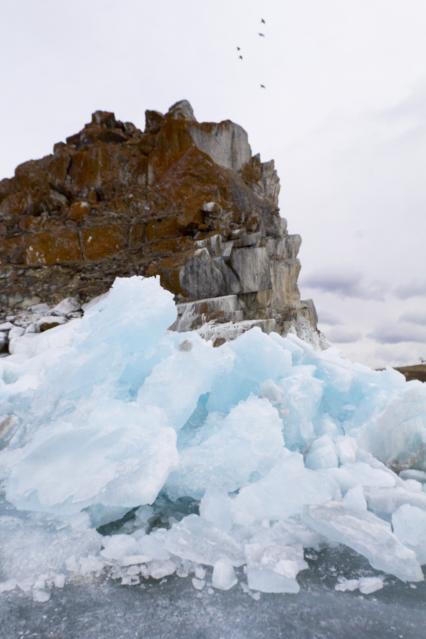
[394,280,426,299]
[301,272,385,300]
[399,310,426,325]
[376,84,426,123]
[326,327,363,344]
[316,309,342,326]
[368,324,426,345]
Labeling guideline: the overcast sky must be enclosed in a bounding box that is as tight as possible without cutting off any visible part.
[1,0,425,367]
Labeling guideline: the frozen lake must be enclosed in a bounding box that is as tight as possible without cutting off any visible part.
[1,547,425,639]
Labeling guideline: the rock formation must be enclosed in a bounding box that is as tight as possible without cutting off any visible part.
[0,100,318,351]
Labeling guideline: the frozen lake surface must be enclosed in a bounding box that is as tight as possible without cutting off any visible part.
[1,547,425,639]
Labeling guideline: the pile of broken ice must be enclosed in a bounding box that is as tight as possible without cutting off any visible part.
[1,276,426,602]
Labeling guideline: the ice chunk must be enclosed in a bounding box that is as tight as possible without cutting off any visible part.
[232,451,340,526]
[358,576,385,594]
[164,515,244,566]
[206,328,293,414]
[0,580,17,594]
[0,511,102,593]
[194,565,206,580]
[305,435,338,470]
[147,559,177,579]
[335,577,359,592]
[4,402,178,516]
[192,577,205,590]
[199,487,233,532]
[166,397,284,499]
[358,384,426,470]
[335,576,384,594]
[100,534,140,563]
[137,529,172,562]
[54,574,65,588]
[138,334,233,431]
[245,543,307,594]
[52,298,81,316]
[325,462,396,494]
[212,559,237,590]
[32,588,51,603]
[399,469,426,482]
[365,486,426,516]
[392,504,426,564]
[335,436,358,465]
[342,485,367,512]
[304,502,423,582]
[275,366,324,449]
[247,518,323,552]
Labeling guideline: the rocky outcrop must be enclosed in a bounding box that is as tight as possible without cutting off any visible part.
[0,100,318,348]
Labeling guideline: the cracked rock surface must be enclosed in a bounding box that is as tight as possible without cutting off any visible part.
[0,99,318,343]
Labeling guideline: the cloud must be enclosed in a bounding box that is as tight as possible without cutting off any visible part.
[301,271,385,300]
[368,324,426,345]
[399,310,426,325]
[373,343,426,368]
[316,309,342,326]
[376,84,426,124]
[326,327,362,344]
[394,280,426,299]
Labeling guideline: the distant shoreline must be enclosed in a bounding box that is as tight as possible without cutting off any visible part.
[394,364,426,383]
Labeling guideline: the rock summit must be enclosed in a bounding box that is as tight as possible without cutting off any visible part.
[0,100,318,345]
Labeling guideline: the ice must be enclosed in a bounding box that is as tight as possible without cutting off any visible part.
[325,461,397,494]
[3,402,178,515]
[305,434,338,470]
[335,577,359,592]
[192,577,205,590]
[358,383,426,469]
[304,502,423,582]
[212,558,237,590]
[100,534,141,563]
[138,333,233,431]
[1,275,426,599]
[245,542,307,594]
[342,485,367,512]
[163,515,244,566]
[335,436,358,464]
[32,588,51,603]
[392,504,426,564]
[166,396,284,499]
[358,576,385,594]
[399,469,426,482]
[205,328,293,414]
[231,451,340,526]
[365,486,426,516]
[51,297,81,317]
[0,509,102,596]
[199,487,233,532]
[335,576,384,594]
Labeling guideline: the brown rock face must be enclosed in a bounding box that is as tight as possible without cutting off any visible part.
[0,100,317,338]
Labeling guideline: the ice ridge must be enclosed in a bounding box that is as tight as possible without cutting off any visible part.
[0,276,425,602]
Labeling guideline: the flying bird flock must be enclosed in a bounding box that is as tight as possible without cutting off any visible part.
[236,17,267,89]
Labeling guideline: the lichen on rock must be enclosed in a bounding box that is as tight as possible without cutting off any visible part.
[0,100,318,343]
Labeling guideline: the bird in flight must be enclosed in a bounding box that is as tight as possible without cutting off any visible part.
[239,55,243,60]
[260,84,266,89]
[237,46,241,51]
[258,32,265,37]
[261,18,266,24]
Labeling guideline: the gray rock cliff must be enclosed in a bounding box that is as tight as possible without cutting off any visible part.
[0,100,319,352]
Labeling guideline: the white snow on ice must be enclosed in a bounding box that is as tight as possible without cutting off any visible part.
[1,276,426,601]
